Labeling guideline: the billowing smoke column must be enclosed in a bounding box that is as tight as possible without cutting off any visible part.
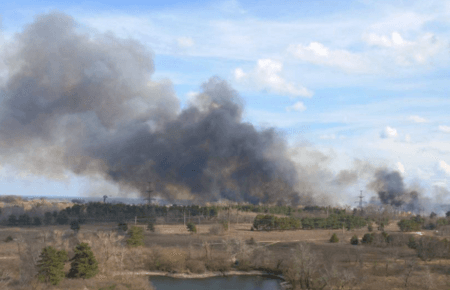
[0,12,300,204]
[367,169,421,212]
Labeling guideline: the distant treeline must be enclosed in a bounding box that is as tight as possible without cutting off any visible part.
[1,202,225,227]
[398,216,450,232]
[253,213,369,231]
[233,204,345,216]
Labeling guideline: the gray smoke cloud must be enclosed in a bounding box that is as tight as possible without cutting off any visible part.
[367,169,422,212]
[0,11,304,205]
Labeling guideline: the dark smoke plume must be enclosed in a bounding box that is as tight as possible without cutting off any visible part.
[367,169,421,212]
[0,11,301,204]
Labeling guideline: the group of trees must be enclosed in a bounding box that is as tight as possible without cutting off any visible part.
[252,214,302,231]
[252,213,369,231]
[36,243,98,286]
[300,213,368,230]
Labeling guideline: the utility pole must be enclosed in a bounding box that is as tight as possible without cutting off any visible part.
[184,209,186,226]
[146,182,154,204]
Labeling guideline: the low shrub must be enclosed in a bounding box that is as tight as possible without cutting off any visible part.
[205,255,232,272]
[330,233,339,243]
[4,235,13,243]
[362,233,374,244]
[350,235,359,245]
[368,224,373,232]
[209,224,225,235]
[187,222,197,234]
[186,259,206,274]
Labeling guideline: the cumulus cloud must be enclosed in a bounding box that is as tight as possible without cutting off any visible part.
[286,101,306,112]
[380,126,398,138]
[287,42,369,73]
[177,37,194,48]
[234,59,313,97]
[397,162,405,174]
[439,161,450,175]
[408,115,428,123]
[439,125,450,133]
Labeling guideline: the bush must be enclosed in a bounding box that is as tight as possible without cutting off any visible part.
[368,224,373,232]
[127,226,145,247]
[247,237,256,245]
[118,222,128,232]
[147,221,155,232]
[70,220,80,233]
[186,259,206,274]
[221,221,229,231]
[362,233,374,244]
[68,243,99,279]
[205,256,232,272]
[209,224,225,235]
[4,235,13,243]
[329,233,339,243]
[350,235,359,245]
[398,219,421,232]
[408,236,417,249]
[187,222,197,234]
[36,246,68,285]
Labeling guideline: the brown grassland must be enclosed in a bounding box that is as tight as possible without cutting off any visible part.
[0,212,450,290]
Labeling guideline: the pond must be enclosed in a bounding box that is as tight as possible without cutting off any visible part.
[148,275,284,290]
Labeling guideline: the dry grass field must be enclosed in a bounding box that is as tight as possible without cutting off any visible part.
[0,219,450,290]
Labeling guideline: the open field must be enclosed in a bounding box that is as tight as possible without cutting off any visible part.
[1,219,450,289]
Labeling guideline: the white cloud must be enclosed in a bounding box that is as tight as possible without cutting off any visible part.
[234,68,246,80]
[363,32,444,66]
[439,125,450,133]
[397,161,405,174]
[364,31,413,48]
[439,160,450,175]
[319,134,336,140]
[234,59,313,97]
[288,42,369,73]
[177,37,194,48]
[408,115,428,123]
[286,101,306,112]
[380,126,398,138]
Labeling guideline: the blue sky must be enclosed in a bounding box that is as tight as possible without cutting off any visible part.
[0,0,449,205]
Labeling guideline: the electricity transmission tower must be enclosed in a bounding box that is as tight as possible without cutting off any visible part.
[103,195,108,203]
[355,190,365,210]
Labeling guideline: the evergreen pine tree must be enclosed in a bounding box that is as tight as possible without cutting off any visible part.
[36,246,68,285]
[68,243,99,279]
[126,226,145,247]
[33,217,42,226]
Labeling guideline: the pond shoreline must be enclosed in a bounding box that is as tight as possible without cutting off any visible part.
[112,270,292,289]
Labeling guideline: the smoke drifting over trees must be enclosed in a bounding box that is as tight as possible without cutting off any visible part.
[367,169,421,212]
[0,11,435,208]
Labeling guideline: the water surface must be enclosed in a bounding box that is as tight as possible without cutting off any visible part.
[148,275,283,290]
